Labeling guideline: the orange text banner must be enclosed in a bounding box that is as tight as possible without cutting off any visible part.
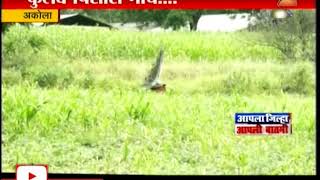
[2,9,59,23]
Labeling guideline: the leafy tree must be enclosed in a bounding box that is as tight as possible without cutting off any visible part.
[164,11,188,30]
[249,10,315,61]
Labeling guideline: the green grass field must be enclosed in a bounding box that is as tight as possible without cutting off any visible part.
[1,25,316,175]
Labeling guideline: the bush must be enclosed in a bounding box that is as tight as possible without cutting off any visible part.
[81,71,94,89]
[125,98,151,124]
[2,23,12,33]
[34,70,59,88]
[3,39,34,70]
[2,69,23,85]
[3,24,48,70]
[59,69,74,88]
[29,66,74,88]
[28,33,48,52]
[223,71,252,94]
[281,63,314,95]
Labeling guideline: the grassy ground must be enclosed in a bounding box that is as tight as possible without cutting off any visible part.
[1,25,316,175]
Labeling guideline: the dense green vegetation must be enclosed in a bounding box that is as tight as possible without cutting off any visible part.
[2,25,315,175]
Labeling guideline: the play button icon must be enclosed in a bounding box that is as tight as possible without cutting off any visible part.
[29,172,37,180]
[16,165,48,180]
